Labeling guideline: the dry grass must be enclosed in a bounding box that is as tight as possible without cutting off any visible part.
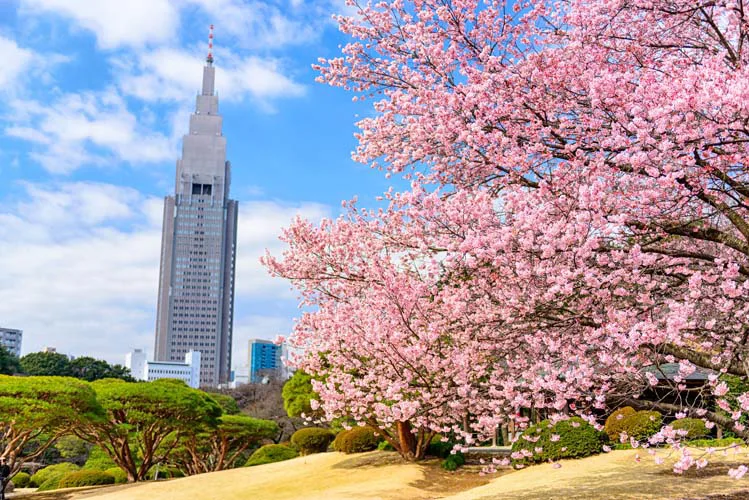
[13,448,749,500]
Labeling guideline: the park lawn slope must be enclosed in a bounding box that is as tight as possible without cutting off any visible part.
[73,452,450,500]
[444,448,749,500]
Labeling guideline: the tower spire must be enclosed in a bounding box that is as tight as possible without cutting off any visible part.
[201,24,216,96]
[206,24,214,65]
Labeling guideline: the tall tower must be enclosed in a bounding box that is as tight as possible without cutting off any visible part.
[154,26,238,387]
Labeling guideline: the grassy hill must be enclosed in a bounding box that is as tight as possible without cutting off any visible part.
[42,449,749,500]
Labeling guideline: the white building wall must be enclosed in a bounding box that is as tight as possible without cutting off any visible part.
[125,349,202,388]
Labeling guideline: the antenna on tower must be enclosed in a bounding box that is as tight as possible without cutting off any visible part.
[206,24,214,65]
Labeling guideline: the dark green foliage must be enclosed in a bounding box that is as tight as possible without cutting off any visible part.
[83,446,117,470]
[604,407,637,441]
[441,453,465,471]
[377,440,395,451]
[31,463,80,489]
[11,472,30,488]
[57,470,115,489]
[512,417,607,464]
[687,437,744,448]
[68,357,134,382]
[146,465,184,480]
[20,352,72,376]
[55,435,90,460]
[282,371,321,418]
[332,427,381,454]
[291,427,335,455]
[427,436,454,459]
[671,418,709,439]
[104,468,127,484]
[207,393,241,415]
[0,345,22,375]
[618,411,662,441]
[245,444,298,466]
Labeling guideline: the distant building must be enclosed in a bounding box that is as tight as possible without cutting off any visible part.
[0,328,22,357]
[125,349,201,388]
[153,27,237,388]
[248,339,283,383]
[42,347,57,353]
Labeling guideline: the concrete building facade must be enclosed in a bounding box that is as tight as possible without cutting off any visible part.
[153,36,238,387]
[0,328,22,357]
[125,349,201,388]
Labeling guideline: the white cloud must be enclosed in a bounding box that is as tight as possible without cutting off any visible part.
[0,182,329,369]
[115,47,306,105]
[19,0,180,49]
[6,89,175,173]
[0,35,68,94]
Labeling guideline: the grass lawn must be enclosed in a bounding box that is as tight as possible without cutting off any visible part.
[13,448,749,500]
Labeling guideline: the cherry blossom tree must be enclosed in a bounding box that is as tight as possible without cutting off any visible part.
[266,0,749,469]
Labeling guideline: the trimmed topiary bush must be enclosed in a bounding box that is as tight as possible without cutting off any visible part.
[83,446,117,471]
[687,437,744,447]
[618,411,662,441]
[671,418,709,439]
[604,407,637,441]
[246,444,298,466]
[30,463,80,488]
[377,440,395,451]
[11,471,31,488]
[441,452,465,471]
[427,436,454,459]
[57,470,115,489]
[333,426,381,453]
[512,417,607,464]
[104,467,127,484]
[291,427,335,455]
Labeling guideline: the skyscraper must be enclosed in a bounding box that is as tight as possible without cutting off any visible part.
[154,26,238,387]
[248,339,282,383]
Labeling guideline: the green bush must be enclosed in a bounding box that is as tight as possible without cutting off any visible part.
[57,470,115,489]
[687,437,744,448]
[332,426,381,454]
[671,418,708,439]
[619,411,662,441]
[146,466,184,480]
[441,452,465,471]
[30,462,80,488]
[291,427,335,455]
[377,440,395,451]
[604,407,637,441]
[512,417,607,464]
[83,446,117,470]
[11,471,31,488]
[427,436,454,459]
[246,444,298,466]
[104,467,128,484]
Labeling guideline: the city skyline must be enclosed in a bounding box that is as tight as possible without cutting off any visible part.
[0,1,402,370]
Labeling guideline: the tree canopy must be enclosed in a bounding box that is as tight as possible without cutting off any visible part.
[0,346,21,375]
[282,371,321,419]
[0,376,102,482]
[19,352,133,381]
[73,379,222,482]
[20,351,71,377]
[264,0,749,470]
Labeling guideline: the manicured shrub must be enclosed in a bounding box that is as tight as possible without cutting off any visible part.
[333,426,381,453]
[604,407,637,441]
[619,411,662,441]
[687,437,744,448]
[11,471,31,488]
[511,417,607,464]
[427,436,454,459]
[57,470,115,489]
[246,444,298,466]
[30,462,80,488]
[83,446,117,470]
[671,418,709,439]
[104,467,128,484]
[291,427,335,455]
[441,452,465,471]
[377,440,395,451]
[146,466,184,480]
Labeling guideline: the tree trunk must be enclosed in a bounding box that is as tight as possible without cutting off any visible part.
[396,421,418,461]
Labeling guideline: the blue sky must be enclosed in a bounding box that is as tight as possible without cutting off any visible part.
[0,0,394,373]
